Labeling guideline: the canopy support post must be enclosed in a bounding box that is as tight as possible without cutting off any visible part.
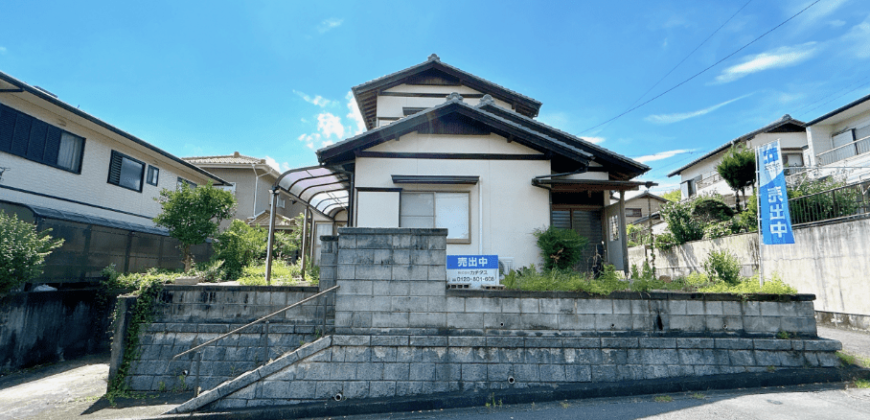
[265,187,279,285]
[301,207,309,280]
[619,190,629,277]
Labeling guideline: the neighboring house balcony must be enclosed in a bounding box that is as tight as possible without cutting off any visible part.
[816,132,870,167]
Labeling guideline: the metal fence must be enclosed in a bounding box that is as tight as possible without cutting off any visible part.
[816,134,870,166]
[788,180,870,226]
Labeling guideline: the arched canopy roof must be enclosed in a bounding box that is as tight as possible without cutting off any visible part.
[273,165,350,218]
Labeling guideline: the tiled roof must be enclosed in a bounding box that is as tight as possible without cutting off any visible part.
[183,151,265,165]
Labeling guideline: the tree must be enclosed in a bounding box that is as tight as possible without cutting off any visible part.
[716,145,756,211]
[0,211,64,294]
[661,189,681,202]
[214,220,266,279]
[153,182,235,272]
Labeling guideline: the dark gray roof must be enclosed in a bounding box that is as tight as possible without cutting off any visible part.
[317,95,593,166]
[351,54,542,130]
[477,97,648,180]
[667,114,806,177]
[626,190,668,204]
[25,203,170,235]
[806,92,870,126]
[0,70,229,186]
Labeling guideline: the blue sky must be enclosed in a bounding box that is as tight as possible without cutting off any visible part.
[2,0,869,193]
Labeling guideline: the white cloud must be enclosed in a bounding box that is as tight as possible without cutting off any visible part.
[645,94,752,124]
[264,155,290,172]
[828,19,846,27]
[713,43,818,84]
[580,136,605,144]
[317,18,343,33]
[633,149,695,163]
[317,112,344,139]
[345,91,365,136]
[0,46,6,54]
[297,132,322,150]
[842,15,870,59]
[293,90,332,107]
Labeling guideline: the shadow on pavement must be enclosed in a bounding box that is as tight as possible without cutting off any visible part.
[0,353,110,391]
[81,391,194,415]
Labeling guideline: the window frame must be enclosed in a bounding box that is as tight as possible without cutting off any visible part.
[107,150,145,193]
[146,165,160,186]
[176,177,197,190]
[625,208,642,218]
[0,103,86,174]
[399,190,472,244]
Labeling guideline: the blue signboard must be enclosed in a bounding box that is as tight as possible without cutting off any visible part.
[446,255,499,288]
[757,140,795,245]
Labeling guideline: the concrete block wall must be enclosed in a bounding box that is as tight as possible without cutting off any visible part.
[119,285,331,392]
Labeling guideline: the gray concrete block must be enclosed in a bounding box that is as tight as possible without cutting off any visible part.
[487,337,524,347]
[524,337,562,348]
[344,346,371,362]
[803,339,841,351]
[411,347,449,363]
[428,265,446,281]
[409,312,446,328]
[410,336,448,347]
[562,337,600,348]
[780,351,805,367]
[409,363,436,381]
[640,337,676,348]
[760,302,781,317]
[642,349,679,365]
[667,364,694,377]
[539,364,567,382]
[754,339,792,351]
[356,363,384,380]
[373,249,393,265]
[742,301,761,316]
[600,349,628,365]
[591,365,617,382]
[685,301,704,315]
[426,296,447,313]
[314,381,344,399]
[668,300,687,315]
[390,296,428,312]
[668,315,705,332]
[512,364,540,382]
[704,301,724,316]
[410,281,444,297]
[338,280,373,295]
[558,314,596,331]
[383,363,410,381]
[392,234,412,249]
[524,348,560,364]
[602,337,639,348]
[448,336,486,347]
[617,365,644,381]
[676,338,714,349]
[332,335,370,346]
[356,265,392,281]
[461,364,487,381]
[519,298,539,313]
[754,351,782,367]
[816,352,840,367]
[595,314,632,331]
[572,348,603,364]
[564,365,591,382]
[679,349,717,365]
[744,316,781,334]
[337,265,355,281]
[369,381,397,398]
[446,313,483,329]
[643,365,671,380]
[728,349,755,367]
[464,297,500,313]
[521,314,560,330]
[612,300,632,315]
[585,299,613,315]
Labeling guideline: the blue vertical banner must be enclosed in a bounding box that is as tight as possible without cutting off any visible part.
[757,140,795,245]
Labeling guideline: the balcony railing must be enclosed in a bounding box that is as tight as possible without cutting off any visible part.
[788,180,870,226]
[816,134,870,166]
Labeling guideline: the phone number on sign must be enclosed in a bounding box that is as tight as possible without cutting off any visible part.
[453,276,496,283]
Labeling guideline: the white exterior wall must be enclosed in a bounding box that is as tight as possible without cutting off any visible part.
[354,132,550,269]
[377,84,513,124]
[808,109,870,182]
[0,95,214,227]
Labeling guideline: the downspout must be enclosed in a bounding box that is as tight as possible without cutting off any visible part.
[478,180,483,254]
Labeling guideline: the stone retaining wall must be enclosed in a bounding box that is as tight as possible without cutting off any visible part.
[115,285,331,392]
[170,227,840,413]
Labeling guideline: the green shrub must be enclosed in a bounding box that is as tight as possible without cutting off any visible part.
[237,259,319,286]
[698,274,796,294]
[533,226,589,270]
[788,178,859,224]
[654,232,678,251]
[735,192,758,232]
[660,200,704,245]
[716,145,755,210]
[214,220,267,280]
[192,260,226,283]
[703,249,741,285]
[0,211,64,294]
[703,220,739,239]
[692,197,734,225]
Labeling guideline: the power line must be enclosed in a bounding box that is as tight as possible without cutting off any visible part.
[627,0,754,109]
[795,76,870,119]
[579,0,822,135]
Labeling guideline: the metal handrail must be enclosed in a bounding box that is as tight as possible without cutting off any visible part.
[816,134,870,166]
[171,285,340,361]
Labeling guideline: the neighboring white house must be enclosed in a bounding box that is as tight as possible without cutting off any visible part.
[0,70,227,280]
[302,54,651,273]
[183,152,307,231]
[805,93,870,183]
[668,115,807,204]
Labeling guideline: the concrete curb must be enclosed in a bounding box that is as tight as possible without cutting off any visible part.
[144,367,870,420]
[166,336,332,414]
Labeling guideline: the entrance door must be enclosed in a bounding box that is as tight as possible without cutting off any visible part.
[552,209,603,272]
[603,203,624,270]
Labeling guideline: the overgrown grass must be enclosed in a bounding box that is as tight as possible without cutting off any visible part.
[237,260,319,286]
[837,351,870,369]
[855,379,870,389]
[501,264,797,295]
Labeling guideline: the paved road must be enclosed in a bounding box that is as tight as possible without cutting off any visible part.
[338,384,870,420]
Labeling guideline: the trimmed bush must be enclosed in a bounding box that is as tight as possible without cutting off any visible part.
[533,226,589,270]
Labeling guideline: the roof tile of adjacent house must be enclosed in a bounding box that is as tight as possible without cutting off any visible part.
[667,114,806,177]
[183,151,265,165]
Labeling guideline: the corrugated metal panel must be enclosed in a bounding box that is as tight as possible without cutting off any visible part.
[573,210,603,272]
[552,210,571,229]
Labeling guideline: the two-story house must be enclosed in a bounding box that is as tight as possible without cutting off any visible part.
[0,71,227,282]
[183,152,306,231]
[276,55,652,273]
[668,115,807,204]
[805,93,870,183]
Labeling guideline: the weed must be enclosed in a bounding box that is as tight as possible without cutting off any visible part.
[654,395,673,403]
[691,393,705,400]
[498,399,502,408]
[837,351,870,368]
[560,401,570,409]
[158,381,166,392]
[766,366,776,373]
[776,331,793,340]
[854,379,870,389]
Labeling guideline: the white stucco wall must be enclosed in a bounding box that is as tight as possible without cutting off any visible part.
[354,132,550,269]
[377,83,513,123]
[0,95,215,227]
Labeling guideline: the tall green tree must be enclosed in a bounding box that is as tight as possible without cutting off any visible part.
[153,182,235,272]
[661,189,681,202]
[716,145,756,211]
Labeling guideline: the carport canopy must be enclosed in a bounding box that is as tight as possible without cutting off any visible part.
[273,165,351,218]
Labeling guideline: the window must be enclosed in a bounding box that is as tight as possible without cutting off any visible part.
[400,192,470,242]
[0,103,85,173]
[609,214,620,241]
[107,151,144,192]
[626,208,642,218]
[146,165,159,186]
[176,177,197,190]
